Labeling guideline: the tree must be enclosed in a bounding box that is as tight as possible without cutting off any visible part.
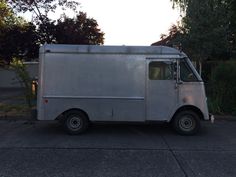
[0,23,39,64]
[1,1,104,64]
[10,58,35,110]
[152,24,185,48]
[186,0,230,60]
[167,0,232,61]
[169,0,236,115]
[0,0,39,64]
[0,0,13,27]
[1,1,105,64]
[37,17,57,44]
[7,0,80,43]
[6,0,79,20]
[55,12,104,45]
[228,0,236,55]
[6,0,104,45]
[36,12,104,45]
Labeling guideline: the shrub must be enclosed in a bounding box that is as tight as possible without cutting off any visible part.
[10,58,34,109]
[208,61,236,115]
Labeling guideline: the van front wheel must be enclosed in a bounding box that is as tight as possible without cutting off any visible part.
[172,110,200,135]
[63,110,89,135]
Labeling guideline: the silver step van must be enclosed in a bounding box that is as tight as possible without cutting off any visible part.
[37,44,212,135]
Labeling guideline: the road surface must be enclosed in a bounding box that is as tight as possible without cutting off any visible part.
[0,120,235,177]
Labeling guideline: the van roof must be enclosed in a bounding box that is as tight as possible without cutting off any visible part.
[40,44,186,57]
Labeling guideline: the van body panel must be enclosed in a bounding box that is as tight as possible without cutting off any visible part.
[146,59,178,121]
[177,82,209,120]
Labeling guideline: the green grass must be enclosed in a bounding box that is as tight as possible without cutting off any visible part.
[0,103,30,117]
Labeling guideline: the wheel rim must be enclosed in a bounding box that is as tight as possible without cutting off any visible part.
[179,115,195,132]
[68,116,81,130]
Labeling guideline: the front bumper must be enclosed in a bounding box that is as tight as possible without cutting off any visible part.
[209,114,215,123]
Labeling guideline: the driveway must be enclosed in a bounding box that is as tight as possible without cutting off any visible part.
[0,120,235,177]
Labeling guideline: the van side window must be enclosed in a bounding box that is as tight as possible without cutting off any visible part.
[149,61,174,80]
[180,60,198,82]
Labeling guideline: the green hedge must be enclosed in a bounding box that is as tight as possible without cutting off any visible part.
[207,61,236,115]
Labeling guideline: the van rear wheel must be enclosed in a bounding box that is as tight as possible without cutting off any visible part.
[172,110,200,135]
[63,110,89,135]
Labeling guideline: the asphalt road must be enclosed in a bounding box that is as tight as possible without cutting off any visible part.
[0,120,236,177]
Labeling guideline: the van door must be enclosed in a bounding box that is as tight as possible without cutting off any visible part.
[146,59,178,121]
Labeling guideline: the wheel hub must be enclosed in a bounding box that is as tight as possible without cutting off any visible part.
[69,117,81,129]
[179,116,195,131]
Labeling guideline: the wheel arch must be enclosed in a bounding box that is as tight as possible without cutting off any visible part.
[56,108,90,121]
[171,105,204,122]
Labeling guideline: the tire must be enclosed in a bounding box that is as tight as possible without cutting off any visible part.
[63,110,89,135]
[172,110,201,135]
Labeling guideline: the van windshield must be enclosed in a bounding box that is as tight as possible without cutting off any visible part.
[180,59,199,82]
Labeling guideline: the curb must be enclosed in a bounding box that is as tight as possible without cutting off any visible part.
[214,115,236,121]
[0,115,36,121]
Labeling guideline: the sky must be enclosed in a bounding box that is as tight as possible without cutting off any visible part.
[24,0,180,46]
[78,0,180,45]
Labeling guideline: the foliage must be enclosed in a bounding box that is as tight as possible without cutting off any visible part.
[166,0,235,61]
[208,61,236,115]
[7,0,80,45]
[37,12,104,45]
[165,0,236,116]
[155,23,185,48]
[55,12,104,45]
[0,0,15,27]
[6,0,79,20]
[228,0,236,54]
[10,58,34,109]
[170,0,187,11]
[0,0,26,28]
[0,1,39,63]
[0,22,39,63]
[0,1,104,64]
[183,0,230,60]
[36,17,57,43]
